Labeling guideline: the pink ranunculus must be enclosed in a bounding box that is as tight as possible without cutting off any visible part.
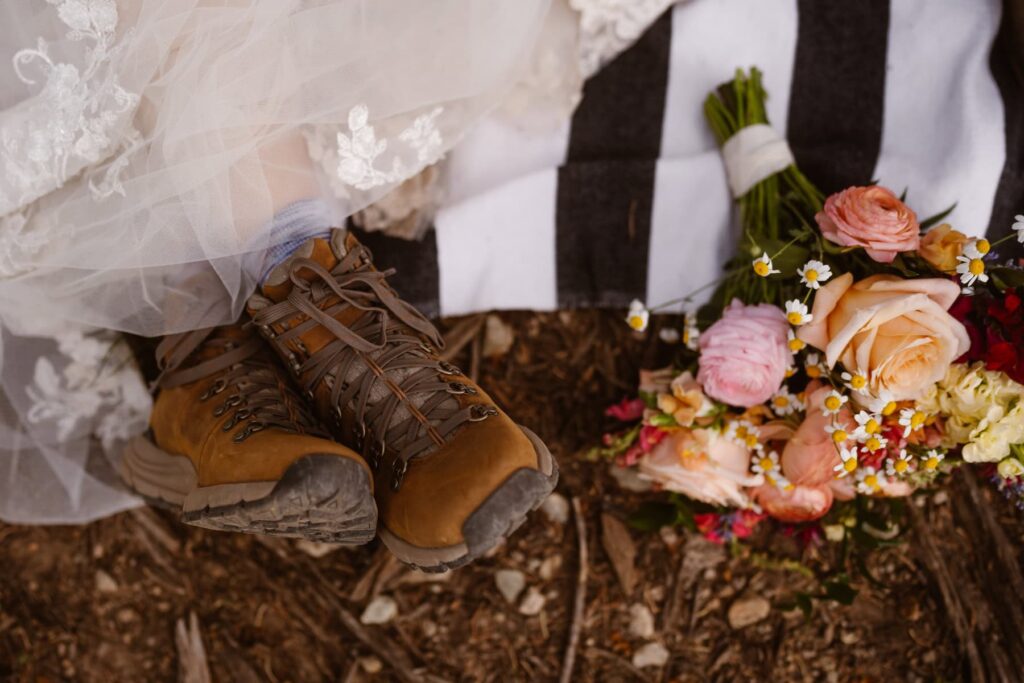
[697,300,790,408]
[637,428,762,508]
[816,185,920,263]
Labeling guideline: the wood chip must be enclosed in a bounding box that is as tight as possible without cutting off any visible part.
[601,513,637,595]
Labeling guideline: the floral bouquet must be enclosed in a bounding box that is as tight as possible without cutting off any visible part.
[596,69,1024,554]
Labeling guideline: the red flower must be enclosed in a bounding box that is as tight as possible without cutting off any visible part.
[605,397,645,422]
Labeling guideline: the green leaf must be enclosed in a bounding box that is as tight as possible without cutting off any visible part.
[648,413,679,428]
[919,202,958,230]
[990,267,1024,290]
[627,501,680,532]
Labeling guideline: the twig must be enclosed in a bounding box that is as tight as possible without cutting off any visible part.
[560,496,589,683]
[175,611,211,683]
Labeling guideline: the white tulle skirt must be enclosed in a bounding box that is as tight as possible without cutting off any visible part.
[0,0,552,522]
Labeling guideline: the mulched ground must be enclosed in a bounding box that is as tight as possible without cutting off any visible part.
[1,310,1015,682]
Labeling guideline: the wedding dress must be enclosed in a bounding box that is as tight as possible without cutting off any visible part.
[0,0,677,522]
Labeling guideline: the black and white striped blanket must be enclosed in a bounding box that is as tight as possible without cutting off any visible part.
[355,0,1024,319]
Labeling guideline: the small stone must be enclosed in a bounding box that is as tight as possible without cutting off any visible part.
[538,555,562,581]
[628,604,655,639]
[608,463,652,492]
[116,608,138,624]
[727,595,771,629]
[840,629,860,645]
[632,642,670,669]
[295,540,341,558]
[360,596,398,625]
[540,492,570,524]
[518,587,546,616]
[658,526,680,549]
[359,656,383,674]
[94,569,118,594]
[482,314,516,358]
[495,569,526,604]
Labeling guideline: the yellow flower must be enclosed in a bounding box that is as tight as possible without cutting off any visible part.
[784,300,813,326]
[752,253,780,277]
[918,224,970,272]
[626,299,649,332]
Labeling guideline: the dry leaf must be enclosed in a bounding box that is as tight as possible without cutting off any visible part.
[601,512,637,595]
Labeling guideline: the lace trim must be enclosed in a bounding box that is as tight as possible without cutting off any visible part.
[0,0,140,214]
[571,0,678,77]
[25,329,151,450]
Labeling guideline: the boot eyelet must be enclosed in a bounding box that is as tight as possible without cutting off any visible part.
[212,394,241,417]
[353,422,366,449]
[437,361,459,376]
[234,421,266,442]
[199,378,228,401]
[469,404,498,422]
[447,382,469,395]
[367,440,384,471]
[390,458,407,491]
[259,324,274,338]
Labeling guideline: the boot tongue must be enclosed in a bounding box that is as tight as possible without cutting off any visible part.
[260,231,346,302]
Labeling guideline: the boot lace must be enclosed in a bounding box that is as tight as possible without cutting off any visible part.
[154,327,326,442]
[251,243,497,489]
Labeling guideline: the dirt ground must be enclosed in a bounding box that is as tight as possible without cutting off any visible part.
[1,310,1017,682]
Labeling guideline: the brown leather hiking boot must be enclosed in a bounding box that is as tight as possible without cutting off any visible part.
[119,323,377,543]
[247,230,558,571]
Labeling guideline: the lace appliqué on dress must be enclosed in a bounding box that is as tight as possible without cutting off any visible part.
[307,104,446,195]
[570,0,678,77]
[25,329,151,451]
[0,0,140,215]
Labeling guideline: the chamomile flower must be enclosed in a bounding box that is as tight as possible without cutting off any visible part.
[751,450,781,476]
[771,386,802,416]
[853,411,883,438]
[840,369,869,394]
[787,329,806,353]
[833,445,859,477]
[784,300,813,326]
[898,408,928,437]
[797,260,833,290]
[861,433,888,453]
[682,312,700,351]
[825,421,852,445]
[726,420,759,450]
[956,251,989,286]
[752,252,780,277]
[861,389,899,417]
[822,390,848,416]
[886,449,915,477]
[765,472,794,491]
[968,238,992,256]
[804,353,826,380]
[856,466,883,495]
[922,449,945,472]
[626,300,649,332]
[1013,214,1024,244]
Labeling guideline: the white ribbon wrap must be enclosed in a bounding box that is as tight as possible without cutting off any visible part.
[721,123,795,198]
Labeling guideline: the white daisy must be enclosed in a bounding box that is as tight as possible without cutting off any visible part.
[821,390,848,416]
[770,386,801,416]
[840,369,869,394]
[725,420,760,450]
[784,300,813,326]
[805,352,826,380]
[860,433,888,453]
[966,238,991,257]
[787,329,806,354]
[626,300,649,332]
[825,421,852,445]
[853,410,883,438]
[833,445,859,478]
[886,449,915,477]
[861,389,899,417]
[898,408,928,437]
[922,449,945,472]
[856,466,883,495]
[765,472,794,491]
[752,252,780,277]
[751,450,781,476]
[797,260,833,290]
[956,252,989,286]
[1013,214,1024,244]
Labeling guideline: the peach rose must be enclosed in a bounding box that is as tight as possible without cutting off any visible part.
[752,385,854,522]
[638,428,762,508]
[698,300,790,407]
[798,274,970,401]
[816,185,920,263]
[918,224,969,273]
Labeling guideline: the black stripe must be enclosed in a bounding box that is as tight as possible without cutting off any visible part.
[555,10,673,308]
[985,0,1024,257]
[787,0,890,195]
[348,224,440,319]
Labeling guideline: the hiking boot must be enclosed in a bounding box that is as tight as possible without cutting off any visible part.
[119,323,377,543]
[247,230,558,571]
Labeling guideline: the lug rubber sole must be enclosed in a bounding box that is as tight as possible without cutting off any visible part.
[120,436,377,545]
[378,426,559,573]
